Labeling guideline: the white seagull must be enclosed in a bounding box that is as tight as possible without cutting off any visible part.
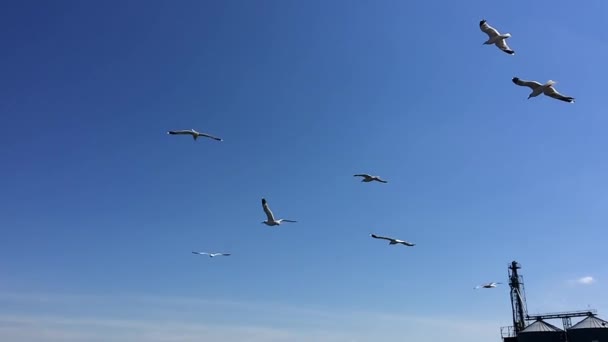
[479,19,515,55]
[167,129,223,141]
[354,174,387,183]
[261,198,297,226]
[370,233,415,246]
[474,282,502,289]
[192,251,231,257]
[512,77,575,103]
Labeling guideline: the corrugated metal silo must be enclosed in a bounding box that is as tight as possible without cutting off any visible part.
[567,315,608,342]
[518,319,566,342]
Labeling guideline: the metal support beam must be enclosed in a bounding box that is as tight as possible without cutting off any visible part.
[508,261,527,334]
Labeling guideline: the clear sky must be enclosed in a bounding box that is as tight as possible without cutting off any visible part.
[1,1,607,341]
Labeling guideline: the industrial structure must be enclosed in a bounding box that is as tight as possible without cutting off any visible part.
[500,261,607,342]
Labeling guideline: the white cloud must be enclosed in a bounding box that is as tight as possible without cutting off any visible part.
[0,291,500,342]
[578,276,595,285]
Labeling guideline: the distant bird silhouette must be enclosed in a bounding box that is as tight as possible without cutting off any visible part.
[192,252,231,257]
[370,233,415,246]
[354,174,387,183]
[261,198,297,226]
[511,77,575,103]
[167,129,223,141]
[479,19,515,55]
[474,282,502,289]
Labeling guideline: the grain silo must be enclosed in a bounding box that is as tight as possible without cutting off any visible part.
[517,319,566,342]
[567,315,608,342]
[500,262,604,342]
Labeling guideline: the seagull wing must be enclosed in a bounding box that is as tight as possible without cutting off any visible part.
[354,174,371,178]
[261,198,276,222]
[512,77,542,90]
[280,219,297,223]
[479,20,500,38]
[198,132,223,141]
[495,39,514,54]
[168,130,195,135]
[543,86,575,103]
[192,251,209,255]
[373,177,388,183]
[209,253,230,257]
[370,234,394,242]
[397,240,415,246]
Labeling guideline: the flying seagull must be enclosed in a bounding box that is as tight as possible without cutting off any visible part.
[167,129,223,141]
[192,252,231,257]
[261,198,297,226]
[512,77,575,103]
[354,174,387,183]
[474,282,502,289]
[370,233,415,246]
[479,19,515,55]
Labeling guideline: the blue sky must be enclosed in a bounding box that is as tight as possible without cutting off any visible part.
[1,0,607,341]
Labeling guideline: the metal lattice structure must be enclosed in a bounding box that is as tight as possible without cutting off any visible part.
[500,261,601,341]
[509,261,528,334]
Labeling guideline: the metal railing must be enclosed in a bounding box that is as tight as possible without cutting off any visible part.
[500,326,516,338]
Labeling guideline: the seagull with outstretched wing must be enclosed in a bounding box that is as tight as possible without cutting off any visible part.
[474,282,502,289]
[261,198,297,226]
[192,251,231,257]
[512,77,575,103]
[167,129,223,141]
[479,19,515,55]
[370,233,415,246]
[354,174,387,183]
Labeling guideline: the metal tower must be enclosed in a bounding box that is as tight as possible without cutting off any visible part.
[501,260,600,341]
[508,261,528,334]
